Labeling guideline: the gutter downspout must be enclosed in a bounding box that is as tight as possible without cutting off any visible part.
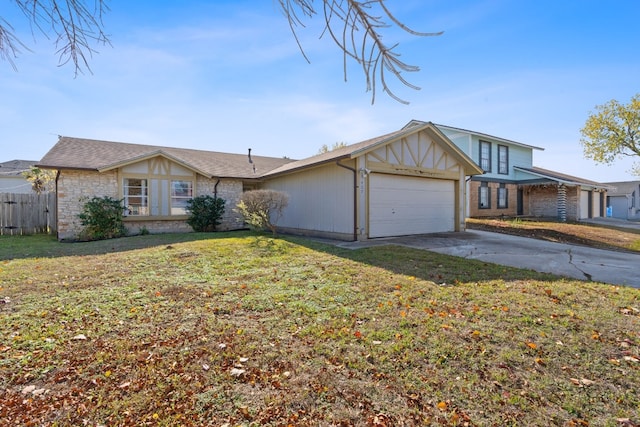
[336,160,358,241]
[213,178,221,199]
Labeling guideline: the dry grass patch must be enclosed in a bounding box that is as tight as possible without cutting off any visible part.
[0,232,638,426]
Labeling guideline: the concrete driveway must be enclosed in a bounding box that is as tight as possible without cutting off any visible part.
[333,229,640,288]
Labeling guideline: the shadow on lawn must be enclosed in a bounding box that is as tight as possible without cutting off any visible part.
[287,235,561,285]
[0,231,244,261]
[2,231,560,284]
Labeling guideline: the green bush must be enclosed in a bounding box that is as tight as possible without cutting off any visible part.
[186,195,226,232]
[78,196,127,240]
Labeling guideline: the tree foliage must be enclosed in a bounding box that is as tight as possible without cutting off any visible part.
[78,196,127,240]
[236,189,289,235]
[580,94,640,176]
[22,166,56,194]
[185,195,226,232]
[318,141,348,154]
[1,1,440,103]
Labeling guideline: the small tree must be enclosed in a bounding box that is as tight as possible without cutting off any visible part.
[22,167,56,194]
[317,142,348,154]
[186,195,226,232]
[78,196,127,240]
[236,190,289,235]
[580,93,640,176]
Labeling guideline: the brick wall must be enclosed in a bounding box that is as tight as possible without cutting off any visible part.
[525,184,580,221]
[56,171,247,240]
[469,181,518,217]
[195,177,245,230]
[57,170,118,240]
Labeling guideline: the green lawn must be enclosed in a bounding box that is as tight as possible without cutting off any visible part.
[1,232,638,426]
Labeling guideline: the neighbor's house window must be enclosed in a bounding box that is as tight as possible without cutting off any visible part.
[479,181,490,209]
[479,141,491,172]
[123,177,193,217]
[498,145,509,175]
[497,183,508,209]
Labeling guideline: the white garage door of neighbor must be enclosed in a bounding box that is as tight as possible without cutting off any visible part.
[369,174,455,238]
[580,190,591,219]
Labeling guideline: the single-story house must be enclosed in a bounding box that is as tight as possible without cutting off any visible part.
[513,167,610,221]
[0,159,38,194]
[604,181,640,220]
[38,122,483,241]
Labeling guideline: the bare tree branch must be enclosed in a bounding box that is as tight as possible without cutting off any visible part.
[4,0,111,75]
[281,0,443,104]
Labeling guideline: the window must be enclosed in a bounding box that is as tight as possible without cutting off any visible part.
[479,141,491,172]
[124,178,148,216]
[498,145,509,175]
[123,177,193,217]
[171,180,193,215]
[479,181,490,209]
[497,183,508,209]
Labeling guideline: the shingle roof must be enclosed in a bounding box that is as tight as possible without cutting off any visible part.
[262,128,409,177]
[413,121,545,151]
[38,137,295,179]
[263,121,483,177]
[38,122,484,180]
[514,166,610,189]
[0,159,37,176]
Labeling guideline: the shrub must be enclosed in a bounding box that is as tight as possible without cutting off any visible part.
[78,196,127,240]
[236,189,289,235]
[186,195,226,232]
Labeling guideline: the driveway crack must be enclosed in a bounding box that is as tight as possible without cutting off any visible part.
[567,249,593,281]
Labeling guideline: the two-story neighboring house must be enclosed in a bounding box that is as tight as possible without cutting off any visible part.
[404,121,608,221]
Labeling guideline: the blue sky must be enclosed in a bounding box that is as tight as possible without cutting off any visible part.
[2,0,639,182]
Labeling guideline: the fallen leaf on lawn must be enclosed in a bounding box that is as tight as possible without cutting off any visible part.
[230,368,246,377]
[437,401,448,411]
[535,357,545,365]
[525,342,537,349]
[22,385,36,395]
[570,378,596,387]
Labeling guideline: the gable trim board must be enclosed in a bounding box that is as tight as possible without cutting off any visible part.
[38,122,482,241]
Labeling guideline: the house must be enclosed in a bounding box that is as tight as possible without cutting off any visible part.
[0,160,37,194]
[604,181,640,220]
[420,122,609,221]
[38,122,483,241]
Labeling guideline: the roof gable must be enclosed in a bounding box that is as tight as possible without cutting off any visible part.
[264,122,483,178]
[405,121,545,152]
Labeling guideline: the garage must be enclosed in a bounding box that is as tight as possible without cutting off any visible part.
[580,190,592,219]
[368,173,455,238]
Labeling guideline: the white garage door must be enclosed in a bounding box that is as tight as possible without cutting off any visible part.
[369,174,455,238]
[580,190,591,219]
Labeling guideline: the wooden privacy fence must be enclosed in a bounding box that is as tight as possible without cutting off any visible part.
[0,192,56,235]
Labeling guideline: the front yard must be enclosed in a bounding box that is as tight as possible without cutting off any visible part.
[0,231,638,426]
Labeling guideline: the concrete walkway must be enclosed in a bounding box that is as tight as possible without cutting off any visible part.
[331,228,640,288]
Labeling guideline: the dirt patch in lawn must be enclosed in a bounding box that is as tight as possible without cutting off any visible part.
[466,218,640,253]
